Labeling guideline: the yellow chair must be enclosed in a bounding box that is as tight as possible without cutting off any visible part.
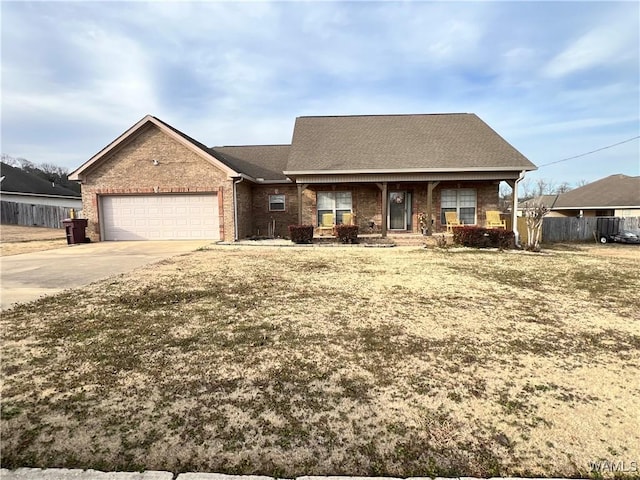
[445,211,462,233]
[318,213,335,236]
[342,212,354,225]
[486,210,506,229]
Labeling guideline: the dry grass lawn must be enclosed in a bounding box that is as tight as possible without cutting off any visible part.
[1,245,639,477]
[1,225,67,256]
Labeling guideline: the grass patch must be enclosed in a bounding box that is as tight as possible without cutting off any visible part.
[1,246,639,477]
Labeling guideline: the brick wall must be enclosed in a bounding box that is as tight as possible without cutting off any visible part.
[430,181,500,231]
[235,180,253,240]
[293,181,500,235]
[250,185,299,238]
[80,123,235,242]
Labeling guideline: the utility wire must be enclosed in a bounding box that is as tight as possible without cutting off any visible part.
[538,135,640,168]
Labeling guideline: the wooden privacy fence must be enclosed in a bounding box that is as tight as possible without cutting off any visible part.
[542,216,640,243]
[1,201,80,229]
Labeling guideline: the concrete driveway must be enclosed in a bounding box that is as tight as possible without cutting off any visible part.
[0,240,213,310]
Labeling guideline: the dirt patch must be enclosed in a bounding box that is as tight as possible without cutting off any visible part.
[1,225,67,256]
[1,246,639,477]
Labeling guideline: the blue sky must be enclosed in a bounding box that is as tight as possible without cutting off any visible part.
[2,1,639,189]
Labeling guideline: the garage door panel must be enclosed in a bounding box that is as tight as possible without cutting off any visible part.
[101,194,219,241]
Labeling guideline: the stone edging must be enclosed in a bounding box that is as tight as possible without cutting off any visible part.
[0,469,586,480]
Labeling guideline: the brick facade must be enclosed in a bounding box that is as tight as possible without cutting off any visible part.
[80,124,235,242]
[78,123,501,241]
[250,185,300,238]
[244,181,500,237]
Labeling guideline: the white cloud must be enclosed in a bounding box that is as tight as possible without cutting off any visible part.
[1,0,638,186]
[542,13,637,78]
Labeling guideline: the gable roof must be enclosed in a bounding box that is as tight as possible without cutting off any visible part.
[1,162,80,197]
[552,174,640,209]
[285,113,536,174]
[211,145,291,182]
[518,194,559,210]
[68,115,240,181]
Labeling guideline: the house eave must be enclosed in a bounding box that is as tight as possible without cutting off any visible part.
[232,173,292,184]
[0,191,81,200]
[283,166,536,176]
[285,170,531,184]
[551,205,640,210]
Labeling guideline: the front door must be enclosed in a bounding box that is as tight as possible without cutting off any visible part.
[388,191,411,230]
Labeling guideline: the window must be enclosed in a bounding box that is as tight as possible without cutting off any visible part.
[317,191,352,225]
[441,189,476,225]
[269,194,285,212]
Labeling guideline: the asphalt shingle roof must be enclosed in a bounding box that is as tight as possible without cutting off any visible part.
[211,145,291,181]
[553,174,640,209]
[286,113,536,172]
[1,162,80,197]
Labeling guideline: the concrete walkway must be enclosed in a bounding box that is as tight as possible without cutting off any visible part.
[0,471,586,480]
[0,240,212,310]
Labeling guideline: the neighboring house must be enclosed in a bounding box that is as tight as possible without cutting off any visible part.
[517,194,560,217]
[68,113,536,242]
[1,162,82,228]
[550,174,639,218]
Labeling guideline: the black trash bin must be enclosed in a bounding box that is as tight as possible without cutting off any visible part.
[63,218,88,245]
[596,217,620,243]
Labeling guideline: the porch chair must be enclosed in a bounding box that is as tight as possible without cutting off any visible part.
[342,212,354,225]
[318,213,335,236]
[485,210,506,229]
[445,211,462,233]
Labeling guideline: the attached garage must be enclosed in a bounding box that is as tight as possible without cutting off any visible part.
[100,194,220,241]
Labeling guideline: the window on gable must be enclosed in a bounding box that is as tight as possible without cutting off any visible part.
[441,189,476,225]
[317,191,352,225]
[269,194,286,212]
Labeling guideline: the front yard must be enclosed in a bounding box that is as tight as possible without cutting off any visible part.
[1,245,639,477]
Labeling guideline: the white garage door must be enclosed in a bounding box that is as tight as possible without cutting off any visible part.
[101,194,219,241]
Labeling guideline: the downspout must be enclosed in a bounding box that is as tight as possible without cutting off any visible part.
[233,177,244,242]
[512,170,526,247]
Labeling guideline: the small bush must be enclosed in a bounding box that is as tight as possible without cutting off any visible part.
[288,225,314,244]
[452,226,515,249]
[435,235,448,249]
[335,225,359,244]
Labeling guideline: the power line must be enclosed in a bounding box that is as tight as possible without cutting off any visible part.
[538,135,640,168]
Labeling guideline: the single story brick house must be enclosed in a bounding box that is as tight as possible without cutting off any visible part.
[69,113,536,242]
[550,174,640,218]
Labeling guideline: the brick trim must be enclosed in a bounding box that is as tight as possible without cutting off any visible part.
[94,187,219,195]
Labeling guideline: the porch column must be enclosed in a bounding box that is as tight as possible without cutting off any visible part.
[297,183,308,224]
[376,182,388,238]
[426,181,439,236]
[506,178,520,246]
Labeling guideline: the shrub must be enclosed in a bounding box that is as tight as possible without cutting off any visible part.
[288,224,314,244]
[452,226,515,249]
[335,225,359,244]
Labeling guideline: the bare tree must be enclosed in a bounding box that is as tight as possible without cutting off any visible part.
[555,181,572,194]
[523,201,550,251]
[534,178,557,197]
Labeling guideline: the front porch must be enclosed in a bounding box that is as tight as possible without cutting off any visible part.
[291,179,518,238]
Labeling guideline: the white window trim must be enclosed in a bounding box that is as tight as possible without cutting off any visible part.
[317,191,353,225]
[441,189,477,225]
[269,194,286,212]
